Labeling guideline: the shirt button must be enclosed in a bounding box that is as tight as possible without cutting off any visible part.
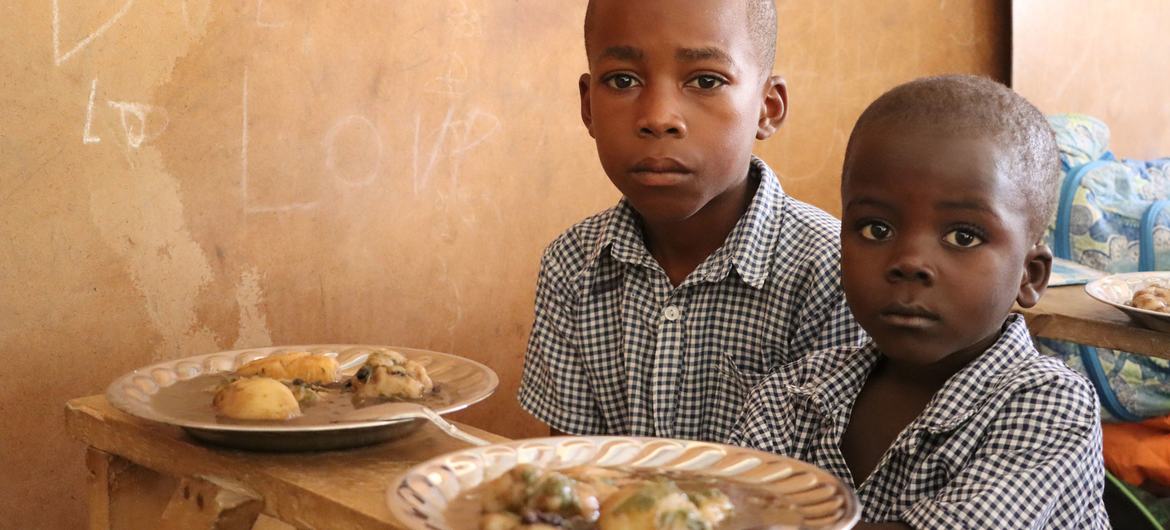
[663,305,682,321]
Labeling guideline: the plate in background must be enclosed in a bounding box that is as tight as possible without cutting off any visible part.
[1085,272,1170,333]
[387,436,860,530]
[106,344,498,451]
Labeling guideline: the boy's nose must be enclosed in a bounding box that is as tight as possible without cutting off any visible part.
[635,88,687,139]
[885,252,935,285]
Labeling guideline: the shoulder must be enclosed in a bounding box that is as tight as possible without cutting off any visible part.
[760,196,847,299]
[780,196,842,244]
[773,195,843,267]
[539,207,617,279]
[748,157,840,248]
[992,353,1100,426]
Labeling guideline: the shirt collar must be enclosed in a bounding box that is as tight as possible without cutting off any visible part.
[914,314,1037,432]
[588,156,786,289]
[698,156,785,289]
[793,342,882,416]
[795,314,1036,428]
[590,199,654,268]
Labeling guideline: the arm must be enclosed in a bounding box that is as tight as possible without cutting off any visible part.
[727,369,808,455]
[900,380,1106,529]
[517,245,604,435]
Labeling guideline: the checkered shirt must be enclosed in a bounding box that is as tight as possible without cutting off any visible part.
[518,156,864,441]
[730,314,1109,529]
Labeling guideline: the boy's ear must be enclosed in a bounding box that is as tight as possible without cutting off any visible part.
[756,75,787,140]
[579,73,596,138]
[1016,243,1053,308]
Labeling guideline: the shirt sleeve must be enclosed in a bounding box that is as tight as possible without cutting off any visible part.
[517,244,605,434]
[727,367,809,456]
[900,378,1109,530]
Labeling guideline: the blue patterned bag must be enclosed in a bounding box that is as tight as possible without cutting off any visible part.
[1041,114,1170,422]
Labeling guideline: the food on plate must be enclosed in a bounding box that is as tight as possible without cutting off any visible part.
[1131,283,1170,313]
[209,352,337,420]
[202,349,438,422]
[478,465,610,529]
[350,350,435,402]
[469,464,757,530]
[234,351,339,384]
[598,480,732,530]
[212,377,303,420]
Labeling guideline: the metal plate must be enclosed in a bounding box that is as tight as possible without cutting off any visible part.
[106,344,499,451]
[388,436,860,530]
[1085,272,1170,333]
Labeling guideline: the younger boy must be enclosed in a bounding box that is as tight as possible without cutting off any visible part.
[731,75,1108,528]
[518,0,863,441]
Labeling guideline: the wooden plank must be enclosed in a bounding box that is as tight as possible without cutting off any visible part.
[86,449,114,530]
[86,448,178,530]
[66,396,508,530]
[158,476,261,530]
[1018,286,1170,359]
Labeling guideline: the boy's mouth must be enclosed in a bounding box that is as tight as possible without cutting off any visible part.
[879,303,940,329]
[630,158,692,185]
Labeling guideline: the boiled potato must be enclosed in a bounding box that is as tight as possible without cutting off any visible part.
[212,377,301,420]
[235,352,339,384]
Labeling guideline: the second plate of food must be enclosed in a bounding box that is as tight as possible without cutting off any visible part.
[1084,272,1170,333]
[106,345,498,451]
[388,436,860,530]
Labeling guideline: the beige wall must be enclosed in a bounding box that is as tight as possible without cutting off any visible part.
[1013,0,1170,160]
[765,0,1009,213]
[0,1,1005,527]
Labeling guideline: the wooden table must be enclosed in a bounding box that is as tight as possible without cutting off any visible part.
[65,395,507,530]
[1018,285,1170,360]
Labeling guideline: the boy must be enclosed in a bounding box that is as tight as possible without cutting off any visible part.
[731,75,1108,528]
[518,0,863,441]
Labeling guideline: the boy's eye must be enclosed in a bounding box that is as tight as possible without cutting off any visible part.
[943,229,984,248]
[859,222,893,241]
[685,75,727,90]
[604,74,640,89]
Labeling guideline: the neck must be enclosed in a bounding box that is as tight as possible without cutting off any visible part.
[882,325,1004,389]
[642,175,758,286]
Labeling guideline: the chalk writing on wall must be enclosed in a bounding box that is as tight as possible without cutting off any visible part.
[83,79,101,144]
[323,115,384,188]
[412,107,501,194]
[240,69,501,213]
[53,0,136,66]
[106,101,169,150]
[82,79,169,150]
[66,0,503,217]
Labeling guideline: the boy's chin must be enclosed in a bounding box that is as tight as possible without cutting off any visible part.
[626,197,705,226]
[869,335,951,366]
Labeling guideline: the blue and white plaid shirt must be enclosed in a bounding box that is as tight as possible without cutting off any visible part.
[731,314,1109,529]
[519,157,863,441]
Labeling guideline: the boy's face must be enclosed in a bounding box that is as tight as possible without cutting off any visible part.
[840,129,1051,366]
[580,0,786,223]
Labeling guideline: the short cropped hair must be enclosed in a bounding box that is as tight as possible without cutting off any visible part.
[842,75,1061,241]
[584,0,778,72]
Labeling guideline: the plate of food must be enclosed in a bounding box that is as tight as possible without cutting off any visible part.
[388,436,859,530]
[1084,272,1170,333]
[105,344,498,451]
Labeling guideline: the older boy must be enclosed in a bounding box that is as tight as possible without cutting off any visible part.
[731,75,1108,528]
[518,0,862,441]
